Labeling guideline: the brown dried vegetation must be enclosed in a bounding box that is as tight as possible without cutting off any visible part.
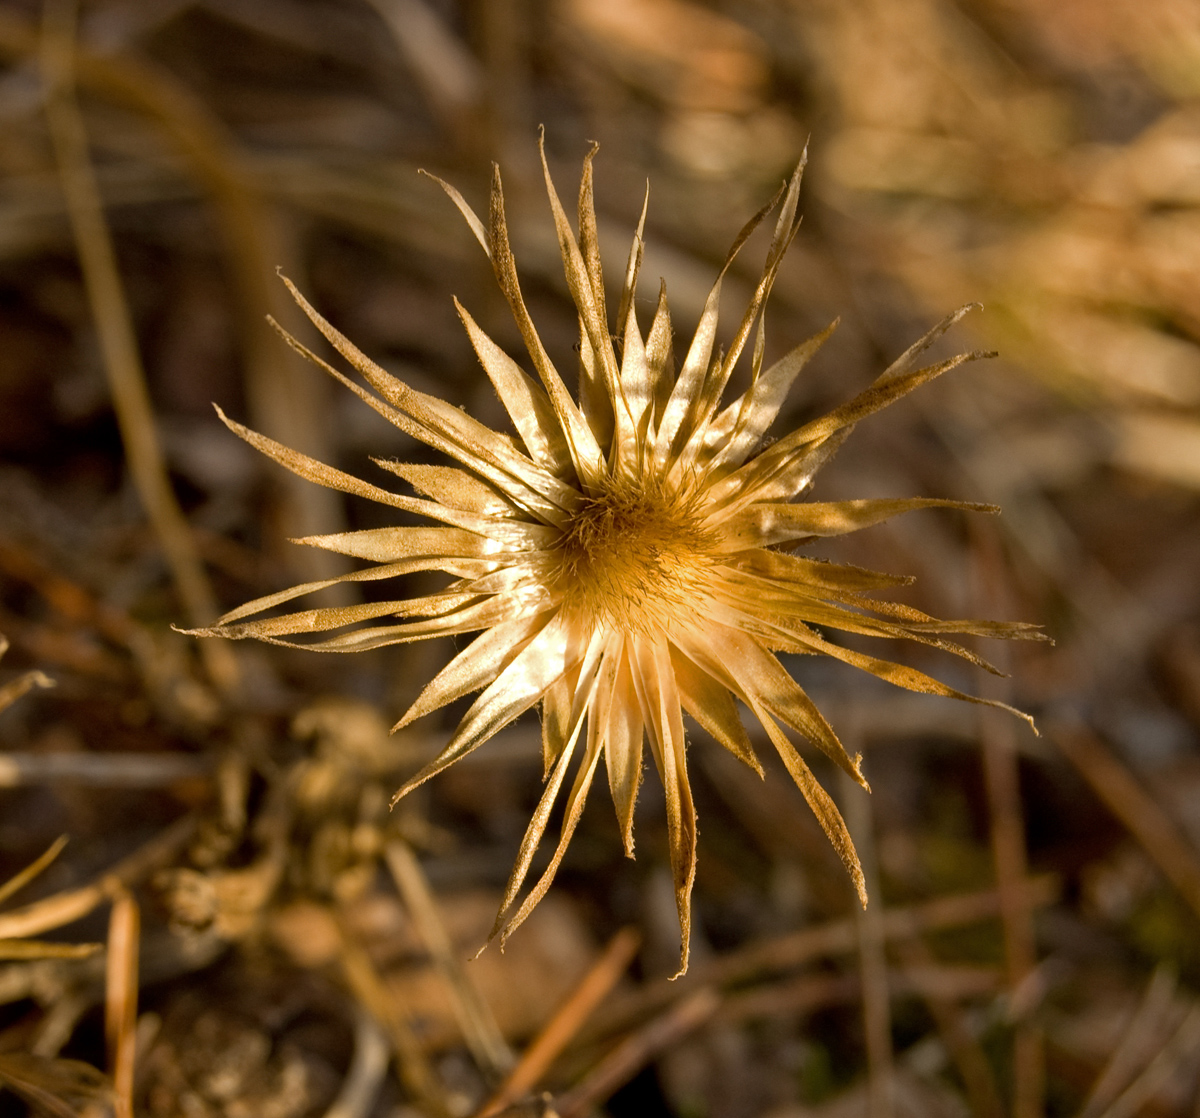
[1,1,1200,1117]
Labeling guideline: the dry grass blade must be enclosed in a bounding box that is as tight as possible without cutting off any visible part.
[0,835,68,908]
[0,940,102,961]
[1054,726,1200,923]
[364,0,482,145]
[976,536,1044,1118]
[384,841,514,1079]
[322,1009,391,1118]
[104,889,139,1118]
[0,1052,113,1118]
[37,0,236,696]
[892,937,1005,1118]
[0,6,346,593]
[0,669,55,716]
[1092,1005,1200,1118]
[0,814,194,941]
[1078,965,1177,1118]
[477,925,641,1117]
[0,752,214,788]
[588,876,1061,1038]
[336,918,453,1118]
[839,764,894,1118]
[554,988,720,1118]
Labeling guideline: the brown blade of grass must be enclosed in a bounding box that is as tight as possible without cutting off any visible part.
[383,841,514,1080]
[0,835,68,908]
[0,6,347,595]
[321,1009,391,1118]
[892,937,1005,1118]
[476,925,641,1118]
[839,761,894,1118]
[1079,965,1177,1118]
[975,530,1044,1118]
[336,917,453,1118]
[584,875,1060,1041]
[38,0,237,696]
[1053,726,1200,922]
[1093,1004,1200,1118]
[104,889,139,1118]
[0,814,195,941]
[554,988,720,1118]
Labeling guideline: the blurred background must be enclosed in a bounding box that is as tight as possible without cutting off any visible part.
[2,0,1200,1115]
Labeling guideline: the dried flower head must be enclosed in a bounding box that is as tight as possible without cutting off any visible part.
[195,142,1042,974]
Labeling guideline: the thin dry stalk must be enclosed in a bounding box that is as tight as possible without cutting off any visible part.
[0,752,214,788]
[383,841,513,1079]
[555,988,720,1118]
[0,836,68,907]
[336,920,451,1118]
[716,876,1058,989]
[478,0,534,175]
[1054,727,1200,923]
[37,0,236,695]
[717,964,1002,1024]
[0,7,346,590]
[104,889,139,1118]
[720,973,858,1023]
[0,814,195,941]
[588,876,1060,1039]
[0,667,55,716]
[1093,1005,1200,1118]
[976,535,1043,1118]
[477,925,641,1118]
[893,937,1004,1118]
[839,762,894,1118]
[1079,965,1177,1118]
[0,941,102,961]
[363,0,483,148]
[322,1009,390,1118]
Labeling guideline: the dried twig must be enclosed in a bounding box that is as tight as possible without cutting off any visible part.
[477,925,641,1117]
[1054,726,1200,923]
[0,752,214,788]
[103,889,139,1118]
[0,815,195,941]
[384,841,514,1080]
[840,761,894,1118]
[1079,966,1177,1118]
[37,0,236,695]
[322,1009,391,1118]
[554,988,720,1118]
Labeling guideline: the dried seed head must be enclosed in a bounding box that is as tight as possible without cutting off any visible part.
[192,143,1046,976]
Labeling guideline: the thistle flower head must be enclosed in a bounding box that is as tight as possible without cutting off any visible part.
[197,140,1043,975]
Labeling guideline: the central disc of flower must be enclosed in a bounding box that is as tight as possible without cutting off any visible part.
[557,482,716,633]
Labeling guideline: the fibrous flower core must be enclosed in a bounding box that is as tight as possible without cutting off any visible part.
[557,480,716,636]
[193,140,1045,975]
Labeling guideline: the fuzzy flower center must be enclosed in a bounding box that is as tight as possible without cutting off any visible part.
[557,481,717,633]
